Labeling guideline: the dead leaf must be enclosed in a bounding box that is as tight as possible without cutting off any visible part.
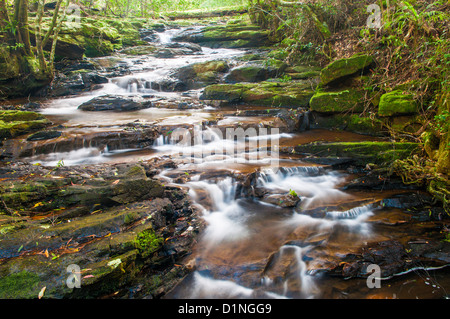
[38,286,46,299]
[112,179,120,185]
[44,249,49,258]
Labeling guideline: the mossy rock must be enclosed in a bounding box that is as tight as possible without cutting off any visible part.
[267,49,289,61]
[241,82,313,107]
[173,24,271,48]
[309,88,365,113]
[312,113,385,136]
[200,84,246,103]
[0,270,41,299]
[378,90,417,117]
[289,141,418,166]
[120,45,158,56]
[422,131,440,161]
[172,60,229,90]
[320,54,373,86]
[135,228,164,258]
[225,65,273,83]
[0,111,51,139]
[201,82,314,107]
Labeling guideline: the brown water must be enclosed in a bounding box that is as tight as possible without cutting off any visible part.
[4,28,449,299]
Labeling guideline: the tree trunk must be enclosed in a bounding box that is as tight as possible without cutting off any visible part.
[0,0,12,43]
[14,0,33,55]
[42,0,64,48]
[35,0,47,73]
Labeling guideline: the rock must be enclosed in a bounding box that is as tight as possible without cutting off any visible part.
[320,54,373,86]
[29,32,85,60]
[49,70,108,97]
[0,161,201,299]
[378,90,417,117]
[170,60,229,90]
[78,95,152,112]
[200,81,314,107]
[309,88,365,113]
[120,45,158,56]
[165,42,202,53]
[0,111,51,139]
[224,61,286,83]
[172,24,271,48]
[26,130,62,141]
[283,141,419,166]
[200,84,245,103]
[311,113,385,136]
[262,193,300,208]
[277,108,311,132]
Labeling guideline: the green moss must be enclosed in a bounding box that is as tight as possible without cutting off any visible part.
[267,49,288,61]
[120,45,158,56]
[320,54,373,86]
[309,89,365,113]
[0,111,50,139]
[378,90,417,117]
[192,60,229,74]
[135,228,164,258]
[0,271,41,298]
[200,84,246,102]
[201,81,314,106]
[291,141,418,166]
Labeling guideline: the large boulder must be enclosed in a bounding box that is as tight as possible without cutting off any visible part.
[200,81,314,107]
[320,54,373,86]
[378,90,417,117]
[309,88,365,113]
[172,24,270,48]
[282,141,419,166]
[172,60,229,90]
[0,111,51,139]
[78,95,152,112]
[224,60,286,83]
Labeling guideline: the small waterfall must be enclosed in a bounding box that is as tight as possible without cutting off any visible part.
[325,204,373,220]
[187,177,249,246]
[257,166,348,208]
[280,245,316,298]
[156,29,178,44]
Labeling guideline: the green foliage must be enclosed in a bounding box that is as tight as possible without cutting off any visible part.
[0,271,41,299]
[288,189,297,197]
[135,228,164,258]
[103,0,247,17]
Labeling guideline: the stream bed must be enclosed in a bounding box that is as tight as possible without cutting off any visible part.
[1,25,449,299]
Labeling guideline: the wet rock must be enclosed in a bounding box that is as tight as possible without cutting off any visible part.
[224,61,285,83]
[49,70,108,97]
[283,141,419,167]
[165,42,202,53]
[26,130,62,141]
[277,108,311,132]
[262,193,300,208]
[120,45,158,56]
[78,95,152,112]
[170,60,229,90]
[200,81,314,107]
[0,110,51,139]
[0,160,201,298]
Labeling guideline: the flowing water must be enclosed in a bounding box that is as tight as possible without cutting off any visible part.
[6,27,449,299]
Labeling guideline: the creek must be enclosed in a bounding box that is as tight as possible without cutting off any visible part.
[2,26,449,299]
